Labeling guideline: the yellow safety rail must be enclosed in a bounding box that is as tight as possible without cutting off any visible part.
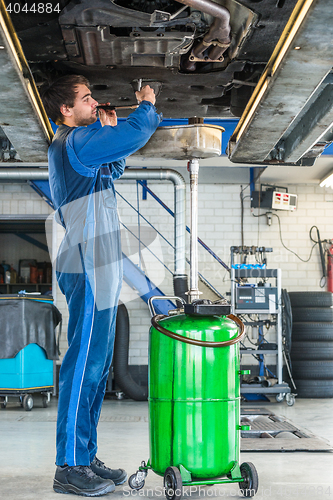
[0,0,54,142]
[229,0,316,150]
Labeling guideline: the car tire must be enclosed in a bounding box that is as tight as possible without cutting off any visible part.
[292,360,333,380]
[290,341,333,360]
[292,307,333,323]
[293,379,333,398]
[288,292,333,308]
[292,322,333,341]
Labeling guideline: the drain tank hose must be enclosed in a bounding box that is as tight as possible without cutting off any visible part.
[151,314,245,347]
[113,303,148,401]
[173,274,189,304]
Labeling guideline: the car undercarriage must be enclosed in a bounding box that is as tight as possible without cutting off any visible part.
[1,0,333,165]
[7,0,298,118]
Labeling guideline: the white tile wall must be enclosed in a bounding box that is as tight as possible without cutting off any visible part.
[114,180,333,366]
[0,183,53,216]
[2,180,333,366]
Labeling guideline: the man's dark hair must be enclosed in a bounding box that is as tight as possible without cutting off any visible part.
[41,75,90,124]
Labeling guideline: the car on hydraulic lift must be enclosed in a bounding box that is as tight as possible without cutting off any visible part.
[6,0,297,119]
[3,0,333,166]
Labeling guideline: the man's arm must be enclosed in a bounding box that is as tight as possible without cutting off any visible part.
[111,159,126,180]
[68,101,162,168]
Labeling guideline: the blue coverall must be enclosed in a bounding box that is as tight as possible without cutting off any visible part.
[48,101,161,466]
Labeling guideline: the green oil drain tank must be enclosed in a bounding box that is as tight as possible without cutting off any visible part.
[128,310,259,498]
[149,313,242,478]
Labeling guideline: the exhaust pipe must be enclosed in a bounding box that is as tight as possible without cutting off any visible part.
[175,0,231,70]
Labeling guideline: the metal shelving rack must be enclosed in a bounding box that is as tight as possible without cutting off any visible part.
[230,249,293,404]
[0,283,52,294]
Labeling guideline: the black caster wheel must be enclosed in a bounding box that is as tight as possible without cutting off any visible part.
[128,473,145,491]
[42,395,48,408]
[239,462,259,497]
[164,466,182,500]
[23,394,33,411]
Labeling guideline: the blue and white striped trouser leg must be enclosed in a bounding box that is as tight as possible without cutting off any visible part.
[87,315,116,462]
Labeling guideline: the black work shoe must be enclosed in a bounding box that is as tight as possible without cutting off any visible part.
[90,457,127,485]
[53,465,115,497]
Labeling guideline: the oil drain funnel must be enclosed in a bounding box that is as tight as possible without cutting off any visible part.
[137,118,224,304]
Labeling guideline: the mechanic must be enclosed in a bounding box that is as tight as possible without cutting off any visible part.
[41,75,161,497]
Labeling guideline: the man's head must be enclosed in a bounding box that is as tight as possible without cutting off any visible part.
[41,75,98,126]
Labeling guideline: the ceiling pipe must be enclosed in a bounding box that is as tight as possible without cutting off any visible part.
[0,168,49,180]
[0,167,186,279]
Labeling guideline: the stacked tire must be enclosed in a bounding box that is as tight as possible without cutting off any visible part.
[289,291,333,398]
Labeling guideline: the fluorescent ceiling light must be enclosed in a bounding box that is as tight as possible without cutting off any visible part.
[320,171,333,188]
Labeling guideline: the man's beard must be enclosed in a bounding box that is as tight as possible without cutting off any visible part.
[74,111,97,127]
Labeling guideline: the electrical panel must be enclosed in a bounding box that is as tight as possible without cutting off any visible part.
[271,191,297,211]
[236,284,278,313]
[251,187,297,211]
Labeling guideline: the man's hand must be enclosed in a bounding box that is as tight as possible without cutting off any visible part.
[135,85,156,106]
[98,103,117,127]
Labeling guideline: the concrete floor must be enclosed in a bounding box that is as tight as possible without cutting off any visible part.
[0,396,332,500]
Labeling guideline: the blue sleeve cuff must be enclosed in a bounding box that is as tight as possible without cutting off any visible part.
[139,101,163,122]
